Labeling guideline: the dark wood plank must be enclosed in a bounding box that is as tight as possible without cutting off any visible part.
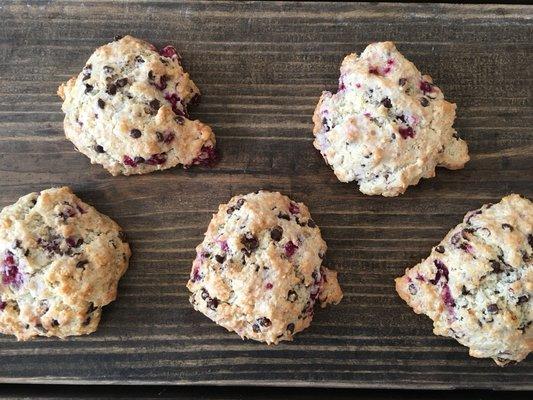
[1,385,532,400]
[0,0,532,389]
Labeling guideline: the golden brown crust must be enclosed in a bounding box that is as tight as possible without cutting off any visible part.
[312,42,469,196]
[58,35,216,176]
[187,191,342,344]
[0,187,130,340]
[396,194,532,365]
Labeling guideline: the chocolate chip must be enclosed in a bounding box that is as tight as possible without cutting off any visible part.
[286,323,295,334]
[175,116,185,125]
[84,84,93,94]
[130,129,142,138]
[207,298,219,310]
[134,55,144,63]
[278,213,290,221]
[232,199,244,210]
[252,323,260,333]
[322,117,330,132]
[490,260,502,273]
[115,78,128,88]
[149,99,161,111]
[399,78,407,86]
[106,83,117,95]
[241,233,259,255]
[420,97,430,107]
[408,283,417,295]
[307,219,317,228]
[95,144,105,153]
[133,156,145,164]
[295,217,306,227]
[487,304,499,314]
[152,132,163,143]
[501,223,514,231]
[498,254,511,269]
[380,98,392,108]
[270,227,283,241]
[517,295,529,305]
[97,99,105,109]
[215,254,225,263]
[113,35,123,41]
[148,70,155,80]
[103,65,114,74]
[51,319,59,327]
[435,245,445,254]
[257,317,271,327]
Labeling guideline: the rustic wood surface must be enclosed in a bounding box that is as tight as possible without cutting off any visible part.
[1,385,532,400]
[0,0,531,390]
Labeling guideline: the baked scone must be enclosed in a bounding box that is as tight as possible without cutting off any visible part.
[186,191,343,344]
[313,41,469,196]
[0,187,130,340]
[58,35,216,176]
[395,194,532,365]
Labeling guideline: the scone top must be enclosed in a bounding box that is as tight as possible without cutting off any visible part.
[187,191,342,344]
[0,187,130,340]
[58,35,216,176]
[395,194,532,365]
[313,41,469,196]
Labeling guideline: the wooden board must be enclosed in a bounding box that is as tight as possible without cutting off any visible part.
[0,385,531,400]
[0,0,532,390]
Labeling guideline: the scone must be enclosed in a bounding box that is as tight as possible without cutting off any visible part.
[0,187,130,340]
[395,194,532,365]
[186,191,343,344]
[313,41,469,196]
[58,35,216,176]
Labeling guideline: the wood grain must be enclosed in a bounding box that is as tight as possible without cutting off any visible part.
[1,385,531,400]
[0,0,532,389]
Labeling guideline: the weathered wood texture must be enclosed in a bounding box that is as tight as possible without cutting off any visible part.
[0,385,531,400]
[0,0,531,389]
